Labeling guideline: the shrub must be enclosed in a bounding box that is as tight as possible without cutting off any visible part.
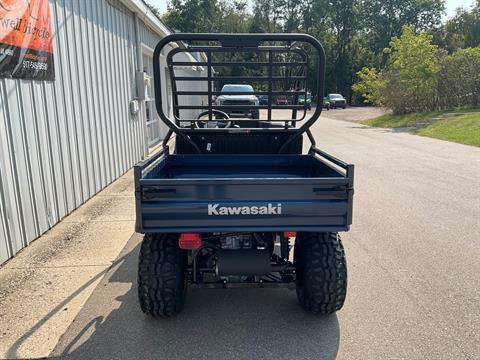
[352,26,480,114]
[382,26,442,114]
[352,67,386,106]
[437,47,480,109]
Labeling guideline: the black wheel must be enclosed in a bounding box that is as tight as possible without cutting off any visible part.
[138,233,187,317]
[294,232,347,315]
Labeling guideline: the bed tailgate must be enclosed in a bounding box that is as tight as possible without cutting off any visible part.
[135,151,353,233]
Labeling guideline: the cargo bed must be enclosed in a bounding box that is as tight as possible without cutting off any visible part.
[135,147,353,233]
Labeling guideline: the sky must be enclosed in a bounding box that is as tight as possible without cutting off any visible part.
[149,0,476,20]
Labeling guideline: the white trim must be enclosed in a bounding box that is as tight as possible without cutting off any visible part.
[118,0,170,37]
[141,44,154,56]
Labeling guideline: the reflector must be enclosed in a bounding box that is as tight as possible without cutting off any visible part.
[179,233,202,249]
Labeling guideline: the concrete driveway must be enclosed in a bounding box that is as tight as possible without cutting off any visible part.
[5,108,480,359]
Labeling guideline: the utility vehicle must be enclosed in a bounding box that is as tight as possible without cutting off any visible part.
[135,34,354,317]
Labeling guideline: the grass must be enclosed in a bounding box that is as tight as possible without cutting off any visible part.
[361,108,480,147]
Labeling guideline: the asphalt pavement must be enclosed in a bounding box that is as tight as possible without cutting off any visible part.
[51,109,480,360]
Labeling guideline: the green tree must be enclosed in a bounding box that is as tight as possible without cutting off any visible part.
[353,26,445,114]
[162,0,251,33]
[351,67,386,105]
[219,1,252,33]
[362,0,445,62]
[249,0,305,33]
[441,1,480,51]
[162,0,225,33]
[384,25,443,113]
[163,0,471,109]
[302,0,360,98]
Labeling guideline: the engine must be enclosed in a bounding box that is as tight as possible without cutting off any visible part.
[191,232,293,285]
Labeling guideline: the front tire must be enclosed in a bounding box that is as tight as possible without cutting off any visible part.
[138,233,187,318]
[294,232,347,315]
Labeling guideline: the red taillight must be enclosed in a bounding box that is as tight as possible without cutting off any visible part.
[179,233,202,249]
[284,231,297,238]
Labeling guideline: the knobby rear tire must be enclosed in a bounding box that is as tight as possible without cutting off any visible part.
[138,233,187,318]
[294,232,347,315]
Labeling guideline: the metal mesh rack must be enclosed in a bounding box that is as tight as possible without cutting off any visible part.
[154,34,324,124]
[153,33,326,151]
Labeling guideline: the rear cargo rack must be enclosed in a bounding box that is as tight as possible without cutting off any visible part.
[153,33,326,153]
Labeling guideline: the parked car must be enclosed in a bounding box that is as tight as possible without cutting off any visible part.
[276,95,288,105]
[298,91,312,110]
[258,94,269,105]
[323,96,331,110]
[328,93,347,109]
[215,84,259,119]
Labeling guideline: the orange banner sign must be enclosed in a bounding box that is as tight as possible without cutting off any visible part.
[0,0,54,80]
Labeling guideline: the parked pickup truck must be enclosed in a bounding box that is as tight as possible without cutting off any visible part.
[328,93,347,109]
[215,84,259,119]
[135,33,354,318]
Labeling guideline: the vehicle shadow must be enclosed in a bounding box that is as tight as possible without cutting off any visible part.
[53,235,341,360]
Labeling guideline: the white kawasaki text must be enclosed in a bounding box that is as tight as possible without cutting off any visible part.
[207,203,282,216]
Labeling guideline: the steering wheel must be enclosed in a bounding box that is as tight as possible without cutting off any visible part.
[195,110,232,129]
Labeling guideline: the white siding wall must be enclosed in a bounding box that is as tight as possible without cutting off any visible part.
[0,0,166,264]
[139,21,160,50]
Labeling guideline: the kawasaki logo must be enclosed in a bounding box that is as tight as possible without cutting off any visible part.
[208,203,282,216]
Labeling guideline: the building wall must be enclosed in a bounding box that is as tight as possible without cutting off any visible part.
[0,0,170,264]
[139,20,161,50]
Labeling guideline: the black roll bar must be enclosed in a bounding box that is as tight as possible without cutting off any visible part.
[152,33,326,153]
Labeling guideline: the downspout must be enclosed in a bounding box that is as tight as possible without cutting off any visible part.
[134,13,148,158]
